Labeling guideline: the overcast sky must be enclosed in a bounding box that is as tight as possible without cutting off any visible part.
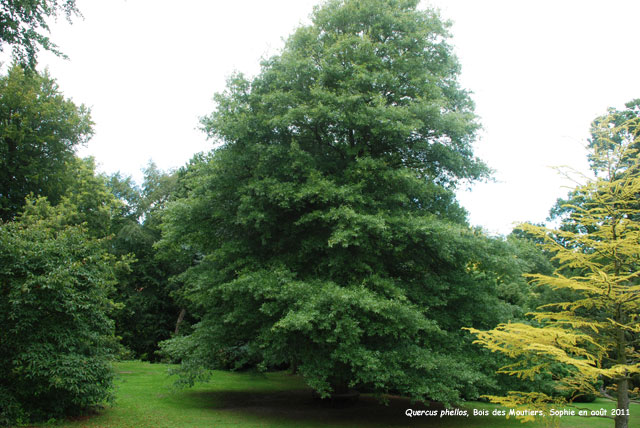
[31,0,640,235]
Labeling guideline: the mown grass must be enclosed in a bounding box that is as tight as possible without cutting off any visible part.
[38,361,639,428]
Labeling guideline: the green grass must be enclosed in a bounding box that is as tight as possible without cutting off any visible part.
[38,361,639,428]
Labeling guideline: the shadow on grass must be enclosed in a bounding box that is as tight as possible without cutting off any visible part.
[182,388,451,427]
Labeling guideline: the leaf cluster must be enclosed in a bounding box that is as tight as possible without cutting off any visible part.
[0,0,80,68]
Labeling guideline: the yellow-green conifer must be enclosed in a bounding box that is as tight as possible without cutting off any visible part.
[467,114,640,428]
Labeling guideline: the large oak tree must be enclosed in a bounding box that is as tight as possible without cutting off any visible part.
[161,0,514,403]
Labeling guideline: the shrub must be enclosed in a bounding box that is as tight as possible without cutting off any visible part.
[0,211,117,425]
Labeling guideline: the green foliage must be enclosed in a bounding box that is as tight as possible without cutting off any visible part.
[160,0,518,404]
[106,163,184,361]
[0,65,93,221]
[0,199,119,425]
[105,172,142,221]
[0,0,80,68]
[15,156,121,243]
[203,0,487,186]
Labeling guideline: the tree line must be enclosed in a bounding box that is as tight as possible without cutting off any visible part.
[0,1,638,427]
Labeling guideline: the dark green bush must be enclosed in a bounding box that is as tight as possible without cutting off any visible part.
[0,212,117,425]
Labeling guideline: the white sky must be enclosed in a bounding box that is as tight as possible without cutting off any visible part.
[31,0,640,235]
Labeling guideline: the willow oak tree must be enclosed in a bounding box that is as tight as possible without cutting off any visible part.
[467,115,640,428]
[0,65,93,221]
[0,0,80,67]
[160,0,515,402]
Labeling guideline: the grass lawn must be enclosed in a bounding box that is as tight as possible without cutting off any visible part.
[37,360,639,428]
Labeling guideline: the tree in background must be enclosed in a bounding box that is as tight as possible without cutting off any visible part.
[0,65,93,221]
[106,163,184,360]
[0,0,80,67]
[549,99,640,229]
[467,112,640,428]
[587,100,640,172]
[160,0,522,403]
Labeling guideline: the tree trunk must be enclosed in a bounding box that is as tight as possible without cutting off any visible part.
[615,376,629,428]
[174,308,186,335]
[612,223,629,428]
[614,322,629,428]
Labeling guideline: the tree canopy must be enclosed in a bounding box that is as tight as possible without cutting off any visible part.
[203,0,487,186]
[0,65,93,221]
[159,0,518,404]
[0,0,80,67]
